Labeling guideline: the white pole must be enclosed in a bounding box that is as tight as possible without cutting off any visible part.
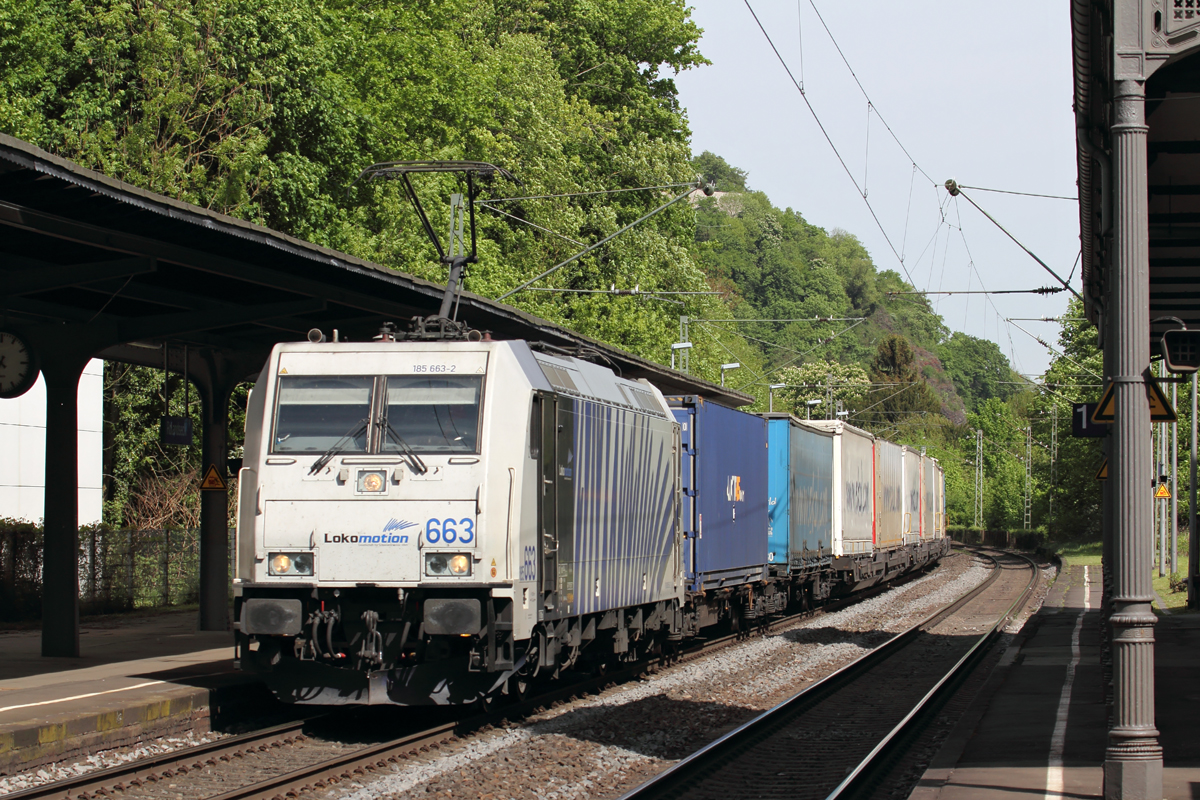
[1191,372,1198,608]
[1172,379,1179,575]
[1159,362,1167,577]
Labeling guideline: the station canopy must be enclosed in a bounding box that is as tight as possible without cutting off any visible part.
[0,133,749,406]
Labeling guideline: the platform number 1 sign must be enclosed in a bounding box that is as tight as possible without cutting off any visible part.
[1072,402,1109,438]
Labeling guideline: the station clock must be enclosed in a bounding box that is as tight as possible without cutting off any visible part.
[0,331,39,399]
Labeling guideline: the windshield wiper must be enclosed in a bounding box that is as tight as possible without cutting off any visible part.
[309,418,369,475]
[383,421,429,475]
[381,417,429,472]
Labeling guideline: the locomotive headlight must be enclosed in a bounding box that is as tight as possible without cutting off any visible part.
[269,552,314,576]
[425,553,471,577]
[357,469,386,493]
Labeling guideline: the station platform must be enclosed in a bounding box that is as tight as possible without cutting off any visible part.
[0,610,272,774]
[913,565,1200,800]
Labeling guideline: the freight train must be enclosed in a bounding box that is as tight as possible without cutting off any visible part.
[232,333,949,706]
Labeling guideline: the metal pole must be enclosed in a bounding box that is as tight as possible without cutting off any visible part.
[1104,77,1162,799]
[1190,372,1198,609]
[198,356,237,631]
[41,355,88,656]
[1024,426,1032,530]
[1159,398,1166,578]
[975,429,983,536]
[1171,379,1178,575]
[1051,404,1058,537]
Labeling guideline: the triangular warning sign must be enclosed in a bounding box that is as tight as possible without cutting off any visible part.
[490,558,497,567]
[1147,375,1178,422]
[200,464,227,491]
[1091,377,1178,423]
[1155,483,1171,499]
[279,367,288,374]
[1092,384,1115,424]
[1095,458,1108,480]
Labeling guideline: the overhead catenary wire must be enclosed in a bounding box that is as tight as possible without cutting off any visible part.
[1006,319,1102,380]
[522,287,720,296]
[484,182,699,204]
[690,324,769,386]
[743,0,918,288]
[951,201,1025,373]
[477,202,585,247]
[887,286,1065,297]
[497,182,701,301]
[694,317,867,323]
[954,184,1077,201]
[945,181,1084,303]
[736,319,869,391]
[695,320,826,360]
[805,0,936,186]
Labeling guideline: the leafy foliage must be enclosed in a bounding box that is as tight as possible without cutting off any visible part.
[2,0,732,525]
[3,1,1076,543]
[940,331,1020,413]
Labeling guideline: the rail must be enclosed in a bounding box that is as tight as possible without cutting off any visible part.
[9,551,963,800]
[616,548,1038,800]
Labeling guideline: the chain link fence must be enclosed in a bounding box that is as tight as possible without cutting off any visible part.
[0,520,234,621]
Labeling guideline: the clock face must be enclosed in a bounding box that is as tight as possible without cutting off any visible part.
[0,332,38,399]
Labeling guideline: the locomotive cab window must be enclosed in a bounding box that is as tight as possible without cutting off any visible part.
[272,376,373,453]
[382,375,483,453]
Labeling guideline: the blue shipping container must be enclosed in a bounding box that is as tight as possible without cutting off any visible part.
[789,421,834,565]
[670,397,768,591]
[766,418,791,568]
[766,417,834,573]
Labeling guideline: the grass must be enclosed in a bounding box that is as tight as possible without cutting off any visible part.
[1152,573,1193,613]
[1056,540,1103,566]
[1051,538,1198,613]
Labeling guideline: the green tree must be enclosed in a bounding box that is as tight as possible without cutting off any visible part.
[1029,298,1104,540]
[775,361,868,418]
[691,150,747,192]
[866,335,942,424]
[939,331,1020,413]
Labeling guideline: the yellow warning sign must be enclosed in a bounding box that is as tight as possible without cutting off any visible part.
[279,367,288,374]
[1090,376,1178,424]
[1092,384,1114,424]
[200,464,227,491]
[1147,375,1178,422]
[1155,483,1172,499]
[490,558,497,566]
[1095,459,1108,480]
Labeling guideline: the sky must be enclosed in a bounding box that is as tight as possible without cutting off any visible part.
[674,1,1081,377]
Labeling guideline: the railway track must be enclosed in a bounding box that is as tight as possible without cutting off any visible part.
[4,556,964,800]
[616,548,1038,800]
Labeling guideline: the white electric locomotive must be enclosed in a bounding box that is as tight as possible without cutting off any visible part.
[234,333,683,705]
[234,325,949,707]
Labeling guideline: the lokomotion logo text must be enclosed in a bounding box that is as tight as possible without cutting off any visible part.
[323,518,418,545]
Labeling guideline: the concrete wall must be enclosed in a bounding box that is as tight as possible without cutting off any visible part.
[0,359,104,525]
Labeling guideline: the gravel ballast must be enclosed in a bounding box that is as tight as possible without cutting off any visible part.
[333,552,995,800]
